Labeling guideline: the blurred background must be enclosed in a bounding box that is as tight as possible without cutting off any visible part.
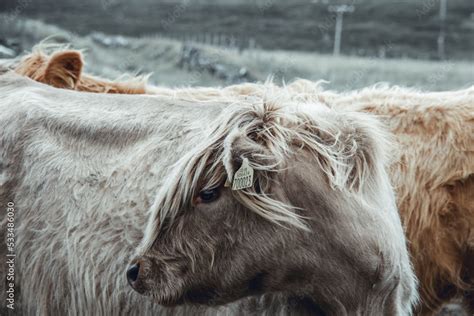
[0,0,473,88]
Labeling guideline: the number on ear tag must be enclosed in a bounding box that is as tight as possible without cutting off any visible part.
[232,158,254,190]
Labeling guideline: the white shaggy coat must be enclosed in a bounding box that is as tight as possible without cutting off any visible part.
[0,71,417,315]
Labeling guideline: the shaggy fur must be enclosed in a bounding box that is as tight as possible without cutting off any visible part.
[150,79,474,314]
[134,97,417,316]
[10,48,474,314]
[0,71,417,315]
[283,80,474,315]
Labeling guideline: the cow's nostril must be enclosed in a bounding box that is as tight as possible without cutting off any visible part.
[127,263,140,285]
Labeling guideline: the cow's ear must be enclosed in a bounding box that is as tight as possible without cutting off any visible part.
[44,50,83,89]
[222,128,256,188]
[222,126,277,190]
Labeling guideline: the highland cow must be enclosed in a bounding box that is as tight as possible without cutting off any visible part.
[10,48,474,314]
[0,69,417,315]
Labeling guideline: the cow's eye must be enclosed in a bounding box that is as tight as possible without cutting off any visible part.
[198,188,221,203]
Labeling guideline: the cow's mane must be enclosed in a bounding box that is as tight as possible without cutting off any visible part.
[140,92,390,252]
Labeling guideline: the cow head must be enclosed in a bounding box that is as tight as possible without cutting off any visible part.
[128,100,416,314]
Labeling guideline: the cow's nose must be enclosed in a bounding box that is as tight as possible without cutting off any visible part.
[127,262,140,286]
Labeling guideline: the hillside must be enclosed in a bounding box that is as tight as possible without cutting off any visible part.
[1,16,472,91]
[1,0,473,60]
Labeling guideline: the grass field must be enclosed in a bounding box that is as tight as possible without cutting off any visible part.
[1,16,473,91]
[1,0,473,60]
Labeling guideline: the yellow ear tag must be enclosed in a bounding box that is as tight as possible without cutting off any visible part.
[232,158,254,191]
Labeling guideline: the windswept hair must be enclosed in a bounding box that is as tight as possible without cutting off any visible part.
[140,93,391,252]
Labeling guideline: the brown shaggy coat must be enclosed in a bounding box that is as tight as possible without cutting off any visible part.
[13,48,147,94]
[315,83,474,314]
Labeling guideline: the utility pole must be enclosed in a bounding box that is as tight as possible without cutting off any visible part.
[328,4,354,56]
[438,0,447,60]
